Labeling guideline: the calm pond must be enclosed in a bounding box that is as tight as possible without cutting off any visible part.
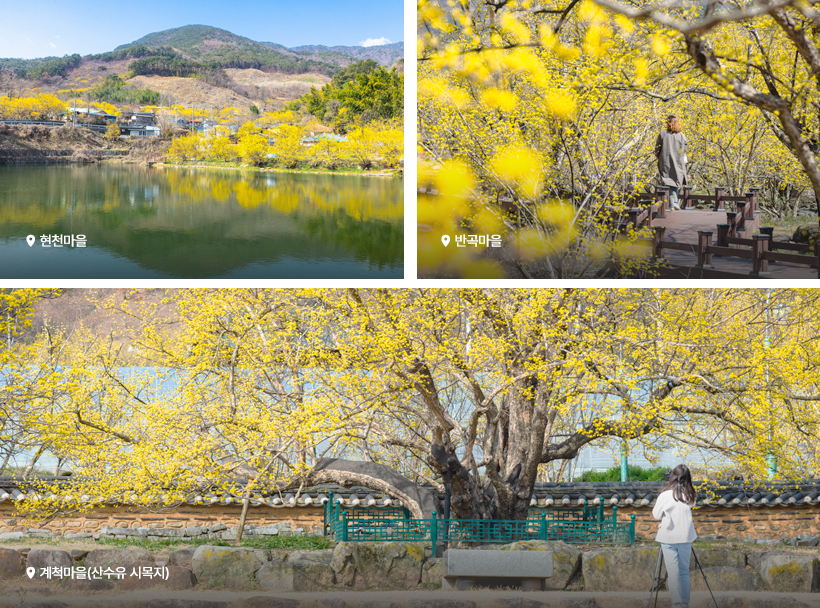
[0,164,403,278]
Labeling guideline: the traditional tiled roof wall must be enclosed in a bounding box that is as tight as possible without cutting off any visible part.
[0,478,404,509]
[529,480,820,509]
[5,478,820,541]
[5,477,820,510]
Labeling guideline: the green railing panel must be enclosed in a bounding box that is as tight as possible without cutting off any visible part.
[324,492,412,537]
[528,500,607,523]
[324,491,634,546]
[442,518,542,543]
[342,517,434,542]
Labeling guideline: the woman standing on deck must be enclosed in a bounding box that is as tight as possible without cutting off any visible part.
[653,464,698,608]
[655,115,688,210]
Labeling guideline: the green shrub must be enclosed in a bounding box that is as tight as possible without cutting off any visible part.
[97,534,334,551]
[578,464,668,482]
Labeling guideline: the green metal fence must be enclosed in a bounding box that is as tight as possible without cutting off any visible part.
[324,492,635,553]
[322,493,411,536]
[529,500,606,522]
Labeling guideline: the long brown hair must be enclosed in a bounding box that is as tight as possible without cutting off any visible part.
[661,464,696,505]
[667,115,682,134]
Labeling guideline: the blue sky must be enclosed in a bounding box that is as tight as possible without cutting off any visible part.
[0,0,403,59]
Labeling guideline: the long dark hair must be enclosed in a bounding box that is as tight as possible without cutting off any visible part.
[666,115,682,134]
[661,464,697,505]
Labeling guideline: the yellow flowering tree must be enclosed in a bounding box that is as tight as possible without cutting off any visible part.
[0,93,66,121]
[0,289,63,474]
[346,126,379,169]
[204,125,235,161]
[10,288,820,523]
[168,133,203,162]
[236,131,269,166]
[104,121,120,142]
[418,0,820,278]
[270,124,304,168]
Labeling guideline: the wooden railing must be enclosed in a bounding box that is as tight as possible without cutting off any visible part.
[604,187,670,233]
[680,186,761,213]
[650,226,820,278]
[608,186,761,233]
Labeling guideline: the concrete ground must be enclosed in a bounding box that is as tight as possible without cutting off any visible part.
[1,587,819,608]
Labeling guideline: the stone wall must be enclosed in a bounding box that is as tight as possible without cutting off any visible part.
[0,503,324,537]
[3,541,820,596]
[623,504,820,541]
[5,501,820,542]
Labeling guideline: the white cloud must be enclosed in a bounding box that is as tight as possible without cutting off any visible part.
[49,43,56,48]
[359,37,391,47]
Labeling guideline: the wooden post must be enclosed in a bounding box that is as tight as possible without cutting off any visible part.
[717,224,730,247]
[759,227,774,251]
[736,201,747,233]
[714,186,726,211]
[682,185,693,209]
[697,231,714,268]
[815,235,820,279]
[655,186,667,213]
[627,208,640,230]
[654,191,666,219]
[751,234,771,276]
[652,226,666,260]
[749,187,761,212]
[726,212,737,239]
[744,193,755,218]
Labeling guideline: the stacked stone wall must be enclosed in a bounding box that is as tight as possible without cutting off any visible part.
[623,504,820,541]
[5,501,820,542]
[0,503,324,537]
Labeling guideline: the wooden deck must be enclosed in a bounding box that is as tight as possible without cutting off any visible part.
[634,208,818,279]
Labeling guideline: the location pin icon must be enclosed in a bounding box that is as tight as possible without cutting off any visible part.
[26,566,35,579]
[441,235,450,247]
[26,235,36,247]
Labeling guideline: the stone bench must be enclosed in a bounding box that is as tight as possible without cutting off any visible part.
[441,549,553,590]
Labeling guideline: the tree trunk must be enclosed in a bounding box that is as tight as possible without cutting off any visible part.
[309,458,441,519]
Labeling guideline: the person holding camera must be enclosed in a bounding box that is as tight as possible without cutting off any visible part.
[653,464,698,608]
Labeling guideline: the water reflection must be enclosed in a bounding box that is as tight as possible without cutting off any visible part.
[0,164,403,278]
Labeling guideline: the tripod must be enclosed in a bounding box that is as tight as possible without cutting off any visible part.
[648,545,718,608]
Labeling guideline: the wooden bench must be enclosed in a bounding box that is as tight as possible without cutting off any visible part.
[441,548,553,590]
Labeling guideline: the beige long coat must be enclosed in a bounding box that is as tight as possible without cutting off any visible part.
[655,130,688,188]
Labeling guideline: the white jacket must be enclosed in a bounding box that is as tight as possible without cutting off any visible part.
[653,489,697,544]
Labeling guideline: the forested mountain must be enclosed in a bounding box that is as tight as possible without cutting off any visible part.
[0,25,402,82]
[118,25,258,55]
[272,42,404,67]
[114,25,337,75]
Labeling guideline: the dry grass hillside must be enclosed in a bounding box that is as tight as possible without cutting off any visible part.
[0,123,105,152]
[15,60,133,96]
[224,68,329,101]
[127,75,262,110]
[13,63,326,112]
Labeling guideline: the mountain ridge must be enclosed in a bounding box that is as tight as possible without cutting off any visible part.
[113,24,403,68]
[0,25,403,111]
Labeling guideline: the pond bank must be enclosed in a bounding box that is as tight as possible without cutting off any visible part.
[0,149,129,164]
[158,161,399,178]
